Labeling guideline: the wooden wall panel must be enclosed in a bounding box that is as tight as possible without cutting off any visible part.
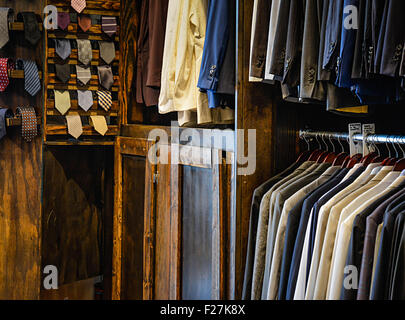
[0,0,44,300]
[42,146,113,288]
[121,155,145,300]
[235,0,275,299]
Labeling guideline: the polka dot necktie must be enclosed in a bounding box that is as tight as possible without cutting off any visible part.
[16,107,37,142]
[71,0,86,14]
[0,58,10,92]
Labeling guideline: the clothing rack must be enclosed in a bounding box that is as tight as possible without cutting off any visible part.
[299,130,405,145]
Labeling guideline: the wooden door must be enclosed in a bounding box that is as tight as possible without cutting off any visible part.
[113,138,235,300]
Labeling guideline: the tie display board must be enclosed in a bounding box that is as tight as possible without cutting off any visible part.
[44,0,120,144]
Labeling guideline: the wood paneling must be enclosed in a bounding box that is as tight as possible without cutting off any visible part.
[120,0,142,124]
[40,277,98,300]
[0,0,44,300]
[42,146,113,287]
[121,155,146,300]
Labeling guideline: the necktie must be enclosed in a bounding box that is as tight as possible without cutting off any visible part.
[66,112,83,139]
[71,0,86,14]
[16,107,37,142]
[17,12,41,46]
[18,59,41,96]
[78,14,92,32]
[101,16,117,38]
[54,90,71,115]
[77,90,93,111]
[76,39,92,65]
[90,115,108,136]
[97,65,114,90]
[0,107,12,140]
[76,65,92,85]
[0,58,10,91]
[55,63,71,83]
[0,8,13,50]
[58,12,70,30]
[98,41,115,64]
[55,39,72,60]
[97,90,112,111]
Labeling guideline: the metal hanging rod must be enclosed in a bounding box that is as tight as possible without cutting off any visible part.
[299,130,405,145]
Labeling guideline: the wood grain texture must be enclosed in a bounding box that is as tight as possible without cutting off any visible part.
[119,0,142,124]
[0,0,44,300]
[42,146,113,287]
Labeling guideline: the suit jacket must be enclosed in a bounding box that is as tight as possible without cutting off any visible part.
[283,0,305,88]
[250,0,272,78]
[351,0,366,79]
[378,0,405,77]
[371,199,405,299]
[300,0,327,102]
[136,0,168,107]
[268,0,291,81]
[341,184,405,300]
[389,211,405,300]
[242,162,300,300]
[357,189,405,300]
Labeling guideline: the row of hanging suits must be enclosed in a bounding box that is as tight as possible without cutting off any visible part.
[243,150,405,300]
[249,0,405,115]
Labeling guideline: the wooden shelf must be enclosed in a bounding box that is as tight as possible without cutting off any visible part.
[48,84,119,92]
[9,22,43,32]
[45,124,119,136]
[48,48,119,62]
[45,140,115,146]
[9,70,43,79]
[46,110,118,116]
[6,117,42,127]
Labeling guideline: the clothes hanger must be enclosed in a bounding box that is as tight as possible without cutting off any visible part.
[361,136,379,166]
[308,134,323,161]
[381,135,394,166]
[392,137,405,171]
[385,136,399,166]
[296,134,312,163]
[316,133,330,163]
[368,135,385,163]
[323,133,338,163]
[343,135,362,168]
[332,134,349,166]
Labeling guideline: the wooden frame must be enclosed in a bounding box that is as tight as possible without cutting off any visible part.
[112,136,156,300]
[169,144,232,300]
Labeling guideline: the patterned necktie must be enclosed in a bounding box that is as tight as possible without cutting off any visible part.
[58,12,70,30]
[76,39,92,65]
[18,59,41,96]
[101,16,117,38]
[76,65,91,85]
[66,112,83,139]
[98,41,115,64]
[0,107,12,140]
[54,90,71,115]
[97,65,114,90]
[0,8,13,50]
[77,90,93,111]
[54,39,71,60]
[55,63,71,83]
[90,115,108,136]
[78,14,92,32]
[18,12,41,46]
[0,58,10,91]
[97,90,112,111]
[16,107,37,142]
[71,0,86,14]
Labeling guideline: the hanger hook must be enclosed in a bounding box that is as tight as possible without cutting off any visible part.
[315,134,321,150]
[337,134,344,154]
[321,133,328,152]
[329,134,336,153]
[385,135,392,158]
[303,133,310,152]
[372,135,381,157]
[391,136,399,159]
[396,136,405,158]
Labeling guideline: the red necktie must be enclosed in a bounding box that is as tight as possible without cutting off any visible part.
[0,58,10,92]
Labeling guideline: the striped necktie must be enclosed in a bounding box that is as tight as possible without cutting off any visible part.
[97,90,112,111]
[16,107,37,142]
[71,0,86,14]
[101,16,117,38]
[0,8,13,50]
[76,65,91,85]
[18,59,41,96]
